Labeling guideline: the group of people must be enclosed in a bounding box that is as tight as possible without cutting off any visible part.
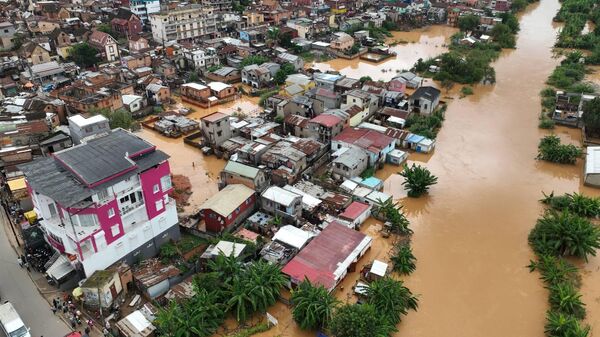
[51,296,112,337]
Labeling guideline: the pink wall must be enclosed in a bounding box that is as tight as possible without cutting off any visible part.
[65,198,124,245]
[140,161,172,220]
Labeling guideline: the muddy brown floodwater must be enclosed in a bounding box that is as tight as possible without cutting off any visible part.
[145,0,600,334]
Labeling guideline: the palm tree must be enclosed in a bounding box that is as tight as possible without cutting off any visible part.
[377,199,413,235]
[267,27,280,47]
[207,253,242,286]
[365,277,418,325]
[290,279,339,330]
[329,304,395,337]
[399,164,438,197]
[528,210,600,261]
[548,282,586,319]
[545,310,590,337]
[390,241,416,275]
[527,255,579,287]
[226,275,256,322]
[246,260,287,313]
[186,289,226,337]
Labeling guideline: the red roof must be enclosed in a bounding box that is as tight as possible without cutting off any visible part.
[333,128,395,154]
[282,221,369,290]
[339,201,370,221]
[310,114,342,128]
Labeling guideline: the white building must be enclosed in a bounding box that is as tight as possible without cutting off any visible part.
[585,146,600,187]
[19,129,180,278]
[149,5,217,43]
[128,0,161,23]
[182,46,219,69]
[68,114,111,145]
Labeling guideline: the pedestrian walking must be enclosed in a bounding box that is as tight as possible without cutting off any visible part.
[51,306,57,315]
[17,256,22,268]
[87,319,94,328]
[102,328,110,337]
[70,317,76,329]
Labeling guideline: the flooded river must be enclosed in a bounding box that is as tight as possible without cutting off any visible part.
[143,0,600,334]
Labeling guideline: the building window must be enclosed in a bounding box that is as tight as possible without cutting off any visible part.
[153,184,160,194]
[108,208,115,218]
[98,188,109,201]
[48,202,57,218]
[155,200,163,211]
[111,224,121,237]
[160,175,172,191]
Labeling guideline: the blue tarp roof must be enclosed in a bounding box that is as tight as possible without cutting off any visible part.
[362,176,382,188]
[406,134,425,143]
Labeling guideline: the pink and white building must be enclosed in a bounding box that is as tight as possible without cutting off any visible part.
[20,129,180,277]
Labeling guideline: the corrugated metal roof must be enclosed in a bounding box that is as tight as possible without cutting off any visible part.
[223,160,260,179]
[200,184,254,217]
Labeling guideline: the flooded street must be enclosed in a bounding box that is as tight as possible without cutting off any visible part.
[143,0,600,334]
[311,26,458,81]
[379,1,600,336]
[137,96,261,213]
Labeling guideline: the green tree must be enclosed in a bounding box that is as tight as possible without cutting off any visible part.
[582,97,600,138]
[240,55,270,67]
[491,23,516,48]
[527,254,579,287]
[267,27,280,46]
[207,253,242,286]
[458,14,480,32]
[541,192,600,218]
[377,199,413,235]
[96,24,116,37]
[274,63,296,85]
[399,164,438,197]
[329,304,395,337]
[365,277,418,325]
[548,282,586,319]
[359,76,373,83]
[390,241,416,275]
[90,108,133,130]
[544,310,590,337]
[528,210,600,261]
[290,279,339,330]
[348,43,361,55]
[68,42,99,68]
[537,135,583,164]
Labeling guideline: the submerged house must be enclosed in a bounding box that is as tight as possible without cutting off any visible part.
[281,221,372,292]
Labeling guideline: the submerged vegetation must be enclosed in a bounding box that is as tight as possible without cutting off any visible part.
[529,192,600,337]
[536,135,583,164]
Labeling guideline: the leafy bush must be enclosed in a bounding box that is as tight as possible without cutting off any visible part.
[159,242,179,260]
[390,241,417,275]
[329,304,395,337]
[528,254,580,288]
[540,192,600,217]
[537,135,582,164]
[548,282,586,319]
[528,210,600,261]
[539,118,556,129]
[461,86,474,96]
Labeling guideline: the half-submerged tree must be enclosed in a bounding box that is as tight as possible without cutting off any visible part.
[290,279,339,330]
[364,277,419,326]
[399,164,438,197]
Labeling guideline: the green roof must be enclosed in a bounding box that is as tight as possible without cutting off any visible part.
[81,270,115,288]
[223,161,260,179]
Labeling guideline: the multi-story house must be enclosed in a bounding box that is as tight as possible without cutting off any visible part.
[0,21,15,50]
[261,186,302,225]
[182,46,219,70]
[341,89,380,126]
[201,112,232,147]
[149,5,217,43]
[88,31,119,62]
[241,62,274,84]
[128,0,161,23]
[111,9,143,38]
[200,184,255,233]
[68,114,111,144]
[219,160,268,192]
[202,0,233,12]
[332,128,396,166]
[19,129,179,277]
